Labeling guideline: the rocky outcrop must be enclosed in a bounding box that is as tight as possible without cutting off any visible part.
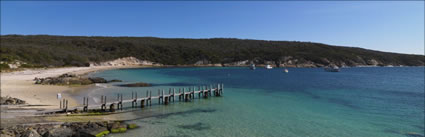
[222,60,249,67]
[366,59,381,66]
[0,96,26,105]
[194,60,222,67]
[0,121,138,137]
[34,73,115,85]
[90,57,160,67]
[223,56,398,68]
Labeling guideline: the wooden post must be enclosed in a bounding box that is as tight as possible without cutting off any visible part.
[183,88,185,101]
[162,89,165,104]
[178,88,181,101]
[158,90,161,104]
[198,86,201,99]
[192,86,195,99]
[131,92,134,108]
[117,94,123,110]
[100,96,105,111]
[109,103,115,112]
[208,85,211,97]
[222,83,224,95]
[173,88,175,102]
[64,99,68,112]
[83,97,88,112]
[120,94,123,110]
[149,91,152,106]
[204,87,208,98]
[59,100,62,109]
[164,96,169,105]
[141,99,145,108]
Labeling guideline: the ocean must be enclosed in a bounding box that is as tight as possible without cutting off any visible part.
[84,67,424,137]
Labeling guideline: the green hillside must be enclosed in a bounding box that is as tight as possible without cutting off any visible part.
[1,35,423,69]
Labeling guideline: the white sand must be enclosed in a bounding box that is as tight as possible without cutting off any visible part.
[1,66,144,109]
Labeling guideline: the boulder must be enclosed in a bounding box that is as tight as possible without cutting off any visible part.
[78,127,109,137]
[127,123,139,129]
[22,129,41,137]
[42,127,73,137]
[108,122,127,133]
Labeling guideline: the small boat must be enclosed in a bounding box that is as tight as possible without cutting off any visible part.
[249,64,256,70]
[265,65,273,69]
[324,66,340,72]
[284,69,289,73]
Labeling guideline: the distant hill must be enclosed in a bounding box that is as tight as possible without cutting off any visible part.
[1,35,424,69]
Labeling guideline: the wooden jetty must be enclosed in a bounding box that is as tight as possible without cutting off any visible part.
[53,83,224,114]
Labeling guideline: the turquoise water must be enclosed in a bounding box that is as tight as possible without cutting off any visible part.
[86,67,424,137]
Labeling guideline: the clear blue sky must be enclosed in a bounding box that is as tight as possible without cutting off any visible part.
[1,1,424,55]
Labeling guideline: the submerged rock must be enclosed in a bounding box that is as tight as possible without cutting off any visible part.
[118,82,152,87]
[108,79,123,83]
[405,132,425,137]
[88,77,107,83]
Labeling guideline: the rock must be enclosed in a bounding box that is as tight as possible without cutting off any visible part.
[78,127,109,137]
[1,121,139,137]
[0,96,26,105]
[127,123,139,129]
[108,79,122,83]
[1,129,16,137]
[118,82,152,87]
[43,127,73,137]
[366,59,381,66]
[88,77,107,83]
[22,129,41,137]
[58,73,76,78]
[89,57,156,67]
[108,122,127,133]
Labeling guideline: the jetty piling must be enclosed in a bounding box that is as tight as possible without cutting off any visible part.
[83,97,88,112]
[131,92,138,108]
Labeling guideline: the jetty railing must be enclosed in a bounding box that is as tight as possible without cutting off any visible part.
[55,83,224,113]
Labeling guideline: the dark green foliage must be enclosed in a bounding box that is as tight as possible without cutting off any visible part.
[1,35,423,68]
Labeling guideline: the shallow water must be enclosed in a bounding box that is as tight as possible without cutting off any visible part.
[85,67,424,137]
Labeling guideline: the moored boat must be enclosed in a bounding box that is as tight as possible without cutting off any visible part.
[324,66,340,72]
[265,65,273,69]
[249,64,256,70]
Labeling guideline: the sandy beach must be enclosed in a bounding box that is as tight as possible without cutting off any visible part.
[1,66,145,110]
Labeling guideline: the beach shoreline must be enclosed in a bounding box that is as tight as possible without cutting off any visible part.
[0,65,150,110]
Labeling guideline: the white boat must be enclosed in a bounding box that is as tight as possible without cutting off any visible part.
[265,65,273,69]
[324,66,340,72]
[249,64,256,70]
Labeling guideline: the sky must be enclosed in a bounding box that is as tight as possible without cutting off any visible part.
[1,1,424,55]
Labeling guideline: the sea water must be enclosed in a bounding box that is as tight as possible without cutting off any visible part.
[84,67,424,137]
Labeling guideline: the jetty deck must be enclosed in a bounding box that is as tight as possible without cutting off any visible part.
[47,83,224,114]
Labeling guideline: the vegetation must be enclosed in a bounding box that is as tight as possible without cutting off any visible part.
[1,35,423,68]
